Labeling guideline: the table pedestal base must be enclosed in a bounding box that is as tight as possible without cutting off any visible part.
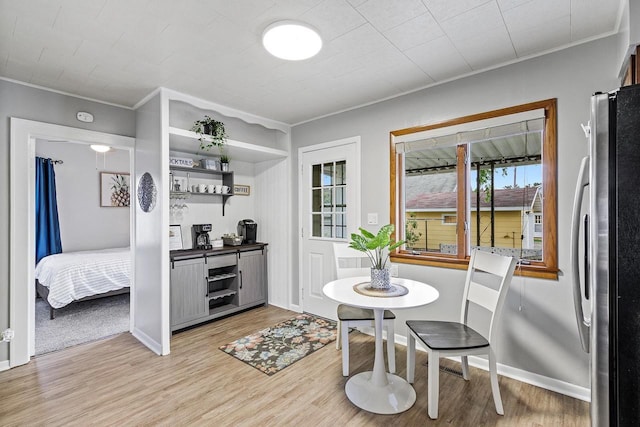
[345,371,416,414]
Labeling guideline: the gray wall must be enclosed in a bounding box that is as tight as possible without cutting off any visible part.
[290,35,621,388]
[35,141,131,252]
[0,79,135,362]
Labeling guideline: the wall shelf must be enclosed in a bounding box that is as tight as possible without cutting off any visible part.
[169,126,288,163]
[169,165,234,215]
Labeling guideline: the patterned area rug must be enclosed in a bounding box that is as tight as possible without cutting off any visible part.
[219,313,337,376]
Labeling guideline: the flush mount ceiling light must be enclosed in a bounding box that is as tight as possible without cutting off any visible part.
[90,144,111,153]
[262,21,322,61]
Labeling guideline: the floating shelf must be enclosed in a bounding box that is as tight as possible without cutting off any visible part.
[169,126,288,162]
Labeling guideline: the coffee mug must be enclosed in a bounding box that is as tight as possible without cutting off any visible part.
[208,184,215,193]
[198,184,206,193]
[215,184,222,194]
[222,185,230,194]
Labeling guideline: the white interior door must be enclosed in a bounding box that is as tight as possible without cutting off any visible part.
[300,138,360,320]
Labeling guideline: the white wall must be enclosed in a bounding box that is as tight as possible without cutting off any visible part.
[35,141,130,252]
[133,92,170,355]
[291,34,621,390]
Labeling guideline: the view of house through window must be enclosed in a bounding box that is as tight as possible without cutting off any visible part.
[392,99,557,278]
[311,160,347,238]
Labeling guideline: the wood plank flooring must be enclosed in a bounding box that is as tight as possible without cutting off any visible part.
[0,305,589,426]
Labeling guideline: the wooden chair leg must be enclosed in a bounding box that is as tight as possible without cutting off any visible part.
[489,350,504,415]
[341,321,350,377]
[336,320,341,350]
[406,331,416,383]
[386,320,396,374]
[428,350,440,419]
[461,355,470,380]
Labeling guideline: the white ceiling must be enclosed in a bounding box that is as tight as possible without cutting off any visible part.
[0,0,622,125]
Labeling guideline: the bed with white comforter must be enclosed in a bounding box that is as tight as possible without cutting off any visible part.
[35,247,131,310]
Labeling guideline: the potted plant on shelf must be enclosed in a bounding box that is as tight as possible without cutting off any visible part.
[220,153,230,172]
[349,224,405,289]
[191,115,227,151]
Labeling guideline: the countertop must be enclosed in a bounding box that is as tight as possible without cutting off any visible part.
[170,242,267,260]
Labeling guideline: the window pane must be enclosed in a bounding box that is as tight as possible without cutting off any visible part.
[336,186,345,209]
[322,188,333,212]
[322,214,333,238]
[323,163,334,186]
[309,160,349,240]
[336,214,346,239]
[404,150,458,253]
[312,214,321,237]
[312,189,322,212]
[312,164,321,187]
[336,161,346,185]
[470,133,543,261]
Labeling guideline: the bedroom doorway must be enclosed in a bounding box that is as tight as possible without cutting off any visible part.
[9,119,136,367]
[34,140,133,355]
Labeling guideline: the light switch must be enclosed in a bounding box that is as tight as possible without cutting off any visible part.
[367,213,378,225]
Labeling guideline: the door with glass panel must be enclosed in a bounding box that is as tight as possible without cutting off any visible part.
[300,141,359,319]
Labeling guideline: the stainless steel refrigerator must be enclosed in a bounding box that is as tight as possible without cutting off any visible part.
[572,85,640,427]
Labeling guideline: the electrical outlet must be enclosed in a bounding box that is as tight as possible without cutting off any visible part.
[367,213,378,225]
[1,329,14,342]
[390,264,399,277]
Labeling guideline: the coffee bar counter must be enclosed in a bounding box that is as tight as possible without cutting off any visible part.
[170,242,267,262]
[169,243,268,332]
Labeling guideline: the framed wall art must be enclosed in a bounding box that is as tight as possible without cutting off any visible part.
[169,225,183,250]
[100,172,130,207]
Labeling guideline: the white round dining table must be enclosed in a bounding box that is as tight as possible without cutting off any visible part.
[323,276,439,414]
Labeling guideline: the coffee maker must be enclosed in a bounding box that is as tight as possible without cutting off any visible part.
[192,224,213,250]
[237,219,257,244]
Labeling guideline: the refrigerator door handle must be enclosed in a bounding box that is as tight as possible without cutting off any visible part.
[571,155,591,353]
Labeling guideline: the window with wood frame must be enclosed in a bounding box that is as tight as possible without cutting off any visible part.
[390,99,558,279]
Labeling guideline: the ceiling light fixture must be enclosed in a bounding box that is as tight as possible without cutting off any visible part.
[262,21,322,61]
[90,144,111,153]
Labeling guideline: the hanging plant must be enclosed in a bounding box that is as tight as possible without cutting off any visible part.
[190,115,227,151]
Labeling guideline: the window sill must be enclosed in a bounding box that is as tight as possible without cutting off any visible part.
[390,253,559,280]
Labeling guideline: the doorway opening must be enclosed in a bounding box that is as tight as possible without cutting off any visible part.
[9,118,136,366]
[34,139,133,355]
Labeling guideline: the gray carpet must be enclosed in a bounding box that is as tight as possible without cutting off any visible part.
[36,294,130,355]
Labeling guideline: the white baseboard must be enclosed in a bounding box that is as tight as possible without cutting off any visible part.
[131,327,162,356]
[365,331,591,402]
[286,303,302,313]
[0,359,10,372]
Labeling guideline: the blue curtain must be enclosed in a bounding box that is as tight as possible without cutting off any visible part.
[35,157,62,264]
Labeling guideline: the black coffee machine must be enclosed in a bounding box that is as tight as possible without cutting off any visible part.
[192,224,213,250]
[237,219,257,244]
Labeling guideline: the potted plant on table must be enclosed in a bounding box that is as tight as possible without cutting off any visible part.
[349,224,405,289]
[191,115,227,151]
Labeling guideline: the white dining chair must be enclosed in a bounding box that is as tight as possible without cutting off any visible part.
[406,249,517,419]
[333,242,396,376]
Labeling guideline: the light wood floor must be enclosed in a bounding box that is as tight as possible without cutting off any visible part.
[0,305,589,426]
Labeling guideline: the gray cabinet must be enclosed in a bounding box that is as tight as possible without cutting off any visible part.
[170,244,268,332]
[238,248,267,307]
[170,257,207,327]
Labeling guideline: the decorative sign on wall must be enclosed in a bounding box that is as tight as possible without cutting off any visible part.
[100,172,130,207]
[233,184,250,196]
[137,172,157,213]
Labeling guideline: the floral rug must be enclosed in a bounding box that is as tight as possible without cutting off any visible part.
[219,313,337,376]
